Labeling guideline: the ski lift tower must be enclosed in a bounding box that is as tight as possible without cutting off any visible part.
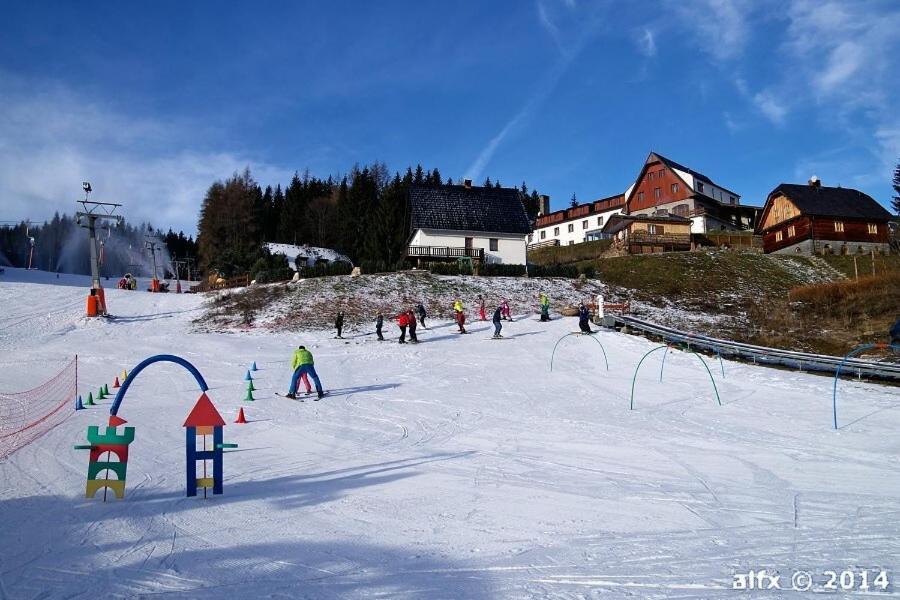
[144,238,163,292]
[75,182,123,316]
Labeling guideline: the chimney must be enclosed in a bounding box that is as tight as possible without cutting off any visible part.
[808,175,821,188]
[538,195,550,216]
[463,179,472,189]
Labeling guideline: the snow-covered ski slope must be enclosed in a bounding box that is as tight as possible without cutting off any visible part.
[1,267,899,598]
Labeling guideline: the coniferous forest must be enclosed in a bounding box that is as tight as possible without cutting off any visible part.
[197,163,545,277]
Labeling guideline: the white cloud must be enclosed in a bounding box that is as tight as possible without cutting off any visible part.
[667,0,754,61]
[637,28,657,57]
[752,90,788,125]
[0,73,290,234]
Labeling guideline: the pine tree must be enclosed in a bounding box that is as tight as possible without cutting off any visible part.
[892,158,900,215]
[413,164,425,185]
[197,169,264,276]
[570,193,578,208]
[446,177,454,185]
[484,176,492,187]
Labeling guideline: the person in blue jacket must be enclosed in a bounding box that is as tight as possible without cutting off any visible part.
[891,317,900,349]
[578,302,593,334]
[492,305,503,338]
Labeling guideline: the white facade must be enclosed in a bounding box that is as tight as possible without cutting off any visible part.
[410,228,527,265]
[530,207,624,247]
[671,168,740,205]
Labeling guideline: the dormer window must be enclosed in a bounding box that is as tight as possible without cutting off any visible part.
[697,182,705,193]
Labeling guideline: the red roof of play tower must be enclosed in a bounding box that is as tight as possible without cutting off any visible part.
[183,393,226,427]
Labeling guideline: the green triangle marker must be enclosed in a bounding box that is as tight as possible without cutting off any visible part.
[245,388,254,402]
[86,391,95,406]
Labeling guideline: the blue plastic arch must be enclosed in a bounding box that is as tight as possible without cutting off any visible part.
[550,333,609,372]
[110,354,209,416]
[832,343,898,430]
[660,342,725,382]
[631,345,721,410]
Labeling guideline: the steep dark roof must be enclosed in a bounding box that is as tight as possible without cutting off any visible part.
[409,184,532,235]
[652,153,713,185]
[771,184,891,221]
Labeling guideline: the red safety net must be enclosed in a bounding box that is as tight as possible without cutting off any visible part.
[0,357,76,460]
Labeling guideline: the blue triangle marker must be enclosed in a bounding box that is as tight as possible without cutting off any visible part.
[75,395,84,410]
[251,361,258,371]
[245,370,253,381]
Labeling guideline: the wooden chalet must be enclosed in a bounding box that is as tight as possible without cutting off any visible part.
[756,179,892,255]
[600,213,693,254]
[624,152,758,232]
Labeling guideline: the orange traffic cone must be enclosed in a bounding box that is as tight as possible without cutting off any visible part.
[235,407,248,424]
[113,376,121,388]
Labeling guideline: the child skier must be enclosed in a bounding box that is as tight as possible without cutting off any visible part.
[416,303,427,328]
[500,299,511,321]
[398,311,409,344]
[375,311,384,341]
[492,305,503,338]
[407,309,418,343]
[453,299,467,333]
[478,295,487,321]
[539,293,550,322]
[578,302,593,334]
[287,345,324,399]
[335,311,344,338]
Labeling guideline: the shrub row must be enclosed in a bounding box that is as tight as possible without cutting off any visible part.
[297,261,354,278]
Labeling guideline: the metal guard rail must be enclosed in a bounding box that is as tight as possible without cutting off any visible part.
[613,315,900,382]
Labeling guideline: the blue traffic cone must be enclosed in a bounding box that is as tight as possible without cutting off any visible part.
[245,370,253,381]
[75,395,84,410]
[251,361,258,371]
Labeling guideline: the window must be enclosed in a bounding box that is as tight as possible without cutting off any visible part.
[654,187,661,199]
[775,231,783,242]
[553,227,559,236]
[648,224,664,235]
[868,223,878,234]
[638,191,644,202]
[597,216,604,226]
[671,183,678,194]
[834,221,844,232]
[489,238,498,251]
[568,241,574,246]
[787,225,796,237]
[658,169,664,177]
[673,204,689,217]
[567,223,574,233]
[648,172,654,181]
[540,230,546,240]
[729,195,736,204]
[697,182,705,193]
[582,220,588,229]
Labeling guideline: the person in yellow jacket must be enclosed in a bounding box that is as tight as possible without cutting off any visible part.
[539,293,550,321]
[287,345,324,399]
[453,298,466,333]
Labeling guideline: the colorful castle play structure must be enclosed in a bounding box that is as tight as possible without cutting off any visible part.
[75,354,237,500]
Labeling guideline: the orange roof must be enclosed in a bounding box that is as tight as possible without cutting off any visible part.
[183,393,226,427]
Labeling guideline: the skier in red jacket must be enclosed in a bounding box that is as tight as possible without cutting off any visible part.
[397,311,409,344]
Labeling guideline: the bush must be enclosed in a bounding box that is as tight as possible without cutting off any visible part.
[250,248,293,283]
[297,260,354,278]
[527,263,579,278]
[359,260,405,274]
[480,263,527,277]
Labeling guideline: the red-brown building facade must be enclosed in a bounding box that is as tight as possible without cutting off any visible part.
[755,181,892,255]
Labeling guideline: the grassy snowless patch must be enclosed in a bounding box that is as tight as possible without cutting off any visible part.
[528,239,613,265]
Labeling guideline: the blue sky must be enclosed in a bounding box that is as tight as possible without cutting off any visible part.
[1,0,898,234]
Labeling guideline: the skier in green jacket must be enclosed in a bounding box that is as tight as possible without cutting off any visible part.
[287,345,324,399]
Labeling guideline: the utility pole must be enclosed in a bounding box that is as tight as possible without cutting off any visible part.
[75,183,123,316]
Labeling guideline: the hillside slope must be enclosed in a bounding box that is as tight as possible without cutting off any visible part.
[1,268,899,597]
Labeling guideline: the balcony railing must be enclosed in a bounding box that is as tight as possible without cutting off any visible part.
[407,245,485,260]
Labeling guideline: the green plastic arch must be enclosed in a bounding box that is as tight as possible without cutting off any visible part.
[660,343,725,382]
[550,333,609,372]
[630,345,721,410]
